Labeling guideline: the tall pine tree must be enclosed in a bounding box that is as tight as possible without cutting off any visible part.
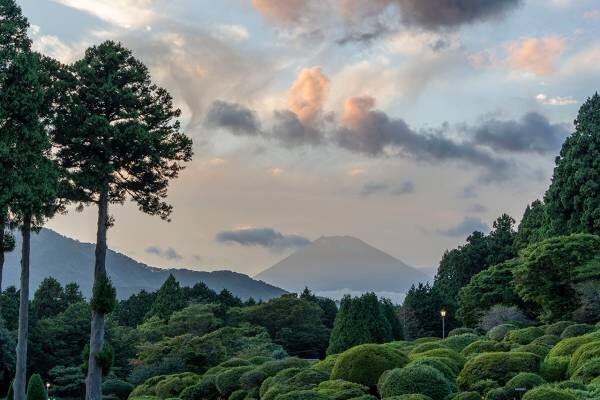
[52,41,192,400]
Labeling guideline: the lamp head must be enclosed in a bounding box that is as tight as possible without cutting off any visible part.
[440,309,447,317]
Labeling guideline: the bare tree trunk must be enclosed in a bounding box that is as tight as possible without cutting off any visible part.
[0,219,5,297]
[14,213,31,400]
[85,190,109,400]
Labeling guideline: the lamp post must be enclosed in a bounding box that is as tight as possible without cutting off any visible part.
[440,309,447,339]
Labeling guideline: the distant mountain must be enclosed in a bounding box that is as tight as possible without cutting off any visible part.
[255,236,429,302]
[2,229,286,300]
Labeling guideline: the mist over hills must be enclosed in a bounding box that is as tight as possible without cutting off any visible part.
[2,229,286,300]
[255,236,430,302]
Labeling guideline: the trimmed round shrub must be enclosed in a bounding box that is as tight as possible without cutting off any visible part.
[405,358,455,382]
[414,337,441,344]
[382,395,432,400]
[215,366,254,396]
[539,358,568,382]
[547,336,595,359]
[102,379,135,400]
[462,340,510,358]
[531,335,560,347]
[556,380,587,390]
[248,356,272,365]
[317,379,370,399]
[331,344,409,388]
[154,373,201,399]
[560,324,595,339]
[457,352,540,390]
[443,334,480,352]
[504,372,546,391]
[240,369,269,390]
[311,354,338,376]
[229,389,247,400]
[522,386,577,400]
[377,365,456,400]
[410,342,446,355]
[260,358,310,376]
[286,369,328,387]
[471,379,500,395]
[545,321,574,336]
[220,358,252,368]
[179,376,218,400]
[276,389,328,400]
[570,358,600,383]
[448,328,477,337]
[452,392,480,400]
[487,324,518,342]
[513,344,551,358]
[27,374,48,400]
[504,327,545,345]
[414,348,465,374]
[567,340,600,373]
[484,387,509,400]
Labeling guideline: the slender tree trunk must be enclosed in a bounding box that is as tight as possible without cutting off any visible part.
[14,213,31,400]
[0,218,5,297]
[85,190,109,400]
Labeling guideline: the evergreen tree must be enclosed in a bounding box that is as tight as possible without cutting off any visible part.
[52,41,192,399]
[116,290,156,327]
[147,275,186,321]
[545,93,600,236]
[402,283,446,339]
[26,374,47,400]
[327,292,392,354]
[486,213,517,265]
[380,298,403,340]
[64,283,84,305]
[32,277,66,319]
[0,286,19,330]
[515,200,547,250]
[217,289,243,308]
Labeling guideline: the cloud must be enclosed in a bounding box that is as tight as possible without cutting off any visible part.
[216,227,311,251]
[584,10,600,20]
[437,216,490,237]
[211,24,250,42]
[287,67,330,125]
[251,0,309,23]
[205,101,262,135]
[395,0,523,30]
[535,94,578,106]
[505,36,566,76]
[145,246,183,261]
[471,112,570,154]
[53,0,159,28]
[272,110,324,146]
[360,181,415,197]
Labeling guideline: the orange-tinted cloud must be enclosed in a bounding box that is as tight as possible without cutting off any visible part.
[252,0,308,23]
[287,67,330,124]
[342,96,376,129]
[506,36,566,76]
[339,0,392,21]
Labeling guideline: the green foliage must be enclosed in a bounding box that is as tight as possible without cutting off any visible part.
[147,275,186,321]
[47,366,85,398]
[316,379,371,399]
[483,387,509,400]
[243,294,330,358]
[567,339,600,374]
[531,335,560,347]
[412,348,465,375]
[570,358,600,383]
[560,324,595,339]
[471,379,500,395]
[487,324,518,341]
[402,284,447,339]
[540,358,568,382]
[102,379,135,400]
[461,339,510,358]
[32,277,67,319]
[117,290,157,327]
[512,344,551,358]
[452,393,480,400]
[129,372,201,399]
[448,328,477,337]
[90,274,117,314]
[515,200,547,250]
[504,372,546,391]
[215,366,254,396]
[514,234,600,321]
[0,325,16,390]
[545,321,575,336]
[547,336,595,359]
[259,358,310,376]
[310,354,338,376]
[239,369,269,390]
[7,380,14,400]
[377,365,456,400]
[442,333,480,352]
[260,368,328,400]
[168,304,224,337]
[26,374,47,400]
[457,352,540,390]
[330,344,409,388]
[544,93,600,237]
[328,293,393,354]
[382,395,432,400]
[522,386,578,400]
[179,376,218,400]
[405,358,456,382]
[504,327,545,345]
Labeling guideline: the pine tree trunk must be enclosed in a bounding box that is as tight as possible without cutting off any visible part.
[85,190,109,400]
[14,213,31,400]
[0,219,5,296]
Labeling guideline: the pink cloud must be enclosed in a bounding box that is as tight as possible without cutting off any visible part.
[505,36,566,76]
[251,0,309,23]
[287,67,330,124]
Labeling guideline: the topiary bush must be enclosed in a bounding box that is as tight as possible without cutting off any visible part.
[382,395,432,400]
[457,352,540,390]
[310,354,338,376]
[452,392,480,400]
[179,376,218,400]
[504,327,545,345]
[443,334,480,352]
[102,379,135,400]
[316,379,371,399]
[377,365,456,400]
[26,374,48,400]
[405,358,455,382]
[531,335,560,347]
[546,336,595,359]
[259,358,310,376]
[215,366,254,396]
[544,321,574,336]
[522,386,578,400]
[471,379,500,396]
[461,340,510,358]
[512,344,551,358]
[504,372,546,391]
[570,358,600,383]
[331,344,409,389]
[448,328,477,337]
[414,337,440,344]
[410,342,447,355]
[413,348,465,375]
[276,389,329,400]
[487,324,518,342]
[560,324,595,339]
[484,387,509,400]
[539,358,568,382]
[567,339,600,374]
[239,368,269,390]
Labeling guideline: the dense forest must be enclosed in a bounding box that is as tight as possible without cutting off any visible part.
[1,0,600,400]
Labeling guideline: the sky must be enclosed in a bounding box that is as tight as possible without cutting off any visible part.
[17,0,600,276]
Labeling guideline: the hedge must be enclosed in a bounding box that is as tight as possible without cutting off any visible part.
[377,365,456,400]
[451,392,480,400]
[276,389,329,400]
[560,324,595,339]
[382,395,432,400]
[410,342,446,355]
[259,358,310,376]
[102,379,134,400]
[504,372,546,391]
[471,379,500,395]
[521,386,578,400]
[443,334,480,352]
[331,344,409,388]
[239,369,269,390]
[457,352,540,390]
[504,327,545,345]
[27,374,47,400]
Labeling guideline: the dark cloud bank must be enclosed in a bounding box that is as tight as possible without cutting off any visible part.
[145,246,183,261]
[437,216,490,237]
[216,228,311,251]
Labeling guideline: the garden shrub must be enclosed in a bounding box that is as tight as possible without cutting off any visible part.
[102,378,135,400]
[544,321,574,336]
[276,389,328,400]
[247,356,271,365]
[555,380,586,390]
[471,379,500,395]
[285,369,328,388]
[560,324,595,339]
[487,324,518,342]
[311,354,338,376]
[219,358,252,368]
[179,375,219,400]
[522,386,578,400]
[504,327,545,345]
[259,368,326,400]
[461,340,510,358]
[567,339,600,373]
[539,358,568,382]
[259,358,310,376]
[414,337,440,344]
[154,373,200,398]
[410,342,446,355]
[451,392,480,400]
[457,352,540,390]
[239,369,269,390]
[504,372,546,391]
[229,389,247,400]
[448,328,477,337]
[484,387,509,400]
[382,395,432,400]
[316,379,370,399]
[546,336,594,359]
[414,348,465,374]
[215,366,254,396]
[513,344,551,358]
[377,365,456,400]
[443,334,480,352]
[531,335,560,347]
[26,374,47,400]
[405,358,455,382]
[570,358,600,383]
[331,344,409,388]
